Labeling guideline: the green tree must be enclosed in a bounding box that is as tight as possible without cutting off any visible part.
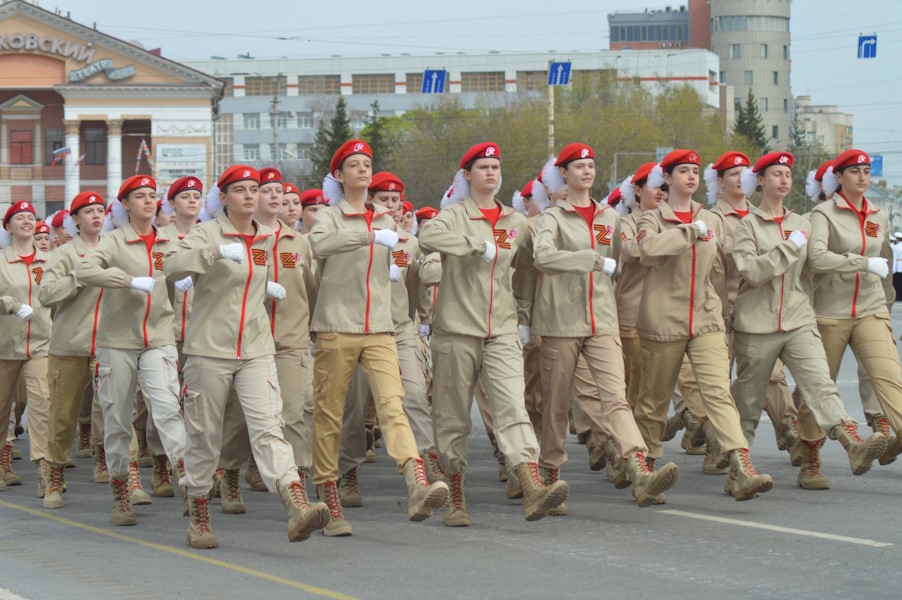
[305,96,352,188]
[785,109,830,212]
[733,88,769,153]
[360,100,392,172]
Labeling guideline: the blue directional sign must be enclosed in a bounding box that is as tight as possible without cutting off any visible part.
[871,154,883,177]
[858,34,877,59]
[547,62,572,86]
[422,69,446,94]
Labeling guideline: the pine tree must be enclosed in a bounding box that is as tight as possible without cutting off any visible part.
[361,100,390,173]
[733,88,769,153]
[305,96,353,188]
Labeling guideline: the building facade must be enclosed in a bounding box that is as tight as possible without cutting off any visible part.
[185,49,721,180]
[795,95,853,155]
[0,0,222,217]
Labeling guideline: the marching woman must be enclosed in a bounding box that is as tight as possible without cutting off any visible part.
[76,176,187,526]
[419,142,568,526]
[39,192,107,508]
[33,222,52,253]
[533,144,679,508]
[308,141,449,537]
[633,149,772,501]
[703,152,800,462]
[280,182,303,230]
[730,152,887,489]
[0,201,51,493]
[298,189,327,235]
[807,149,902,465]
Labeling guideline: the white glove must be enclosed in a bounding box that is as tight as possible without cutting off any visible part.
[482,240,497,263]
[518,324,531,346]
[15,305,33,321]
[694,220,707,239]
[389,264,402,282]
[373,229,399,250]
[867,257,889,279]
[130,277,155,294]
[266,281,287,301]
[601,257,617,276]
[219,243,245,264]
[174,276,194,293]
[418,323,431,338]
[787,230,807,250]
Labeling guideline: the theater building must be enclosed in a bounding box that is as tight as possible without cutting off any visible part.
[0,0,222,217]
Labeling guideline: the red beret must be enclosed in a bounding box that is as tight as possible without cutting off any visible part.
[460,142,501,168]
[51,209,69,228]
[606,188,622,206]
[554,142,594,167]
[814,160,834,182]
[259,167,282,186]
[369,172,405,194]
[71,191,105,214]
[35,222,50,235]
[330,140,372,174]
[301,189,327,207]
[520,180,535,198]
[3,201,36,226]
[167,176,203,200]
[713,151,750,172]
[834,149,870,172]
[631,162,658,185]
[660,149,700,171]
[752,152,793,173]
[283,182,300,197]
[217,165,259,190]
[118,175,156,201]
[403,201,414,213]
[415,206,439,220]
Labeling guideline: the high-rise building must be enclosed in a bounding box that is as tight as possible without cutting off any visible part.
[795,95,853,155]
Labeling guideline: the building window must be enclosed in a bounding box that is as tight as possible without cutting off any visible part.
[215,114,234,169]
[461,71,505,92]
[298,75,341,95]
[352,74,395,94]
[784,98,789,113]
[763,98,768,112]
[719,71,726,84]
[406,72,423,93]
[298,115,313,129]
[517,71,546,92]
[9,130,33,165]
[243,144,259,161]
[761,44,768,58]
[744,70,753,85]
[772,126,779,140]
[730,44,741,59]
[297,145,311,160]
[219,77,234,97]
[818,135,825,145]
[243,113,259,129]
[275,115,287,129]
[773,71,779,85]
[43,128,63,166]
[784,45,789,60]
[734,98,742,113]
[245,76,286,97]
[83,128,105,165]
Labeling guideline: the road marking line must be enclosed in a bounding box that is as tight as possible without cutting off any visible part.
[0,499,356,600]
[661,509,893,548]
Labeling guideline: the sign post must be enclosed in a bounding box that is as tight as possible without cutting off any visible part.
[546,62,572,158]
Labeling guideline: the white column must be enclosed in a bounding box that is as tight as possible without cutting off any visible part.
[63,119,80,207]
[106,119,123,202]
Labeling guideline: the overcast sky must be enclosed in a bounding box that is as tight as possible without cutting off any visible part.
[42,0,902,185]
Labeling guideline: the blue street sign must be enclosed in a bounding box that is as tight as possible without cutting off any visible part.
[858,34,877,59]
[871,154,883,177]
[422,69,446,94]
[547,62,572,86]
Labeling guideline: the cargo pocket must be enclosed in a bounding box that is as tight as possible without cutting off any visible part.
[162,352,182,401]
[541,345,561,389]
[48,367,62,393]
[430,337,453,384]
[182,389,204,435]
[95,367,114,411]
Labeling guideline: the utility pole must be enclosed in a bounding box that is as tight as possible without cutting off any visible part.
[547,82,555,160]
[271,94,280,171]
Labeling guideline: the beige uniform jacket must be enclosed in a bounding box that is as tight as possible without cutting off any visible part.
[418,197,535,339]
[416,252,441,326]
[709,199,749,331]
[77,224,175,350]
[731,207,813,334]
[308,200,397,335]
[38,236,103,357]
[637,200,726,341]
[615,210,645,329]
[266,220,317,351]
[533,199,621,337]
[161,224,195,343]
[389,233,426,343]
[807,194,894,320]
[0,247,51,360]
[163,214,275,360]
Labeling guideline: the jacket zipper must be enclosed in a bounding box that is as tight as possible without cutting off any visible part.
[688,245,696,339]
[271,229,280,336]
[91,290,103,355]
[587,211,597,336]
[25,263,32,359]
[142,246,152,349]
[364,224,374,334]
[236,240,253,359]
[487,238,498,339]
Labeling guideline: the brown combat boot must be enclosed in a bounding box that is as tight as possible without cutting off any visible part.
[338,467,362,508]
[421,448,447,485]
[110,474,137,526]
[797,438,830,490]
[93,444,109,483]
[43,462,66,509]
[187,496,218,549]
[134,422,152,468]
[626,452,680,507]
[0,443,21,486]
[316,481,352,537]
[702,421,728,474]
[830,420,887,475]
[871,415,901,466]
[725,449,773,501]
[662,411,685,442]
[76,422,92,458]
[244,456,267,491]
[514,462,569,521]
[220,468,246,514]
[680,412,706,455]
[151,455,174,497]
[127,461,151,505]
[444,472,470,527]
[543,468,567,516]
[403,458,449,522]
[280,477,331,542]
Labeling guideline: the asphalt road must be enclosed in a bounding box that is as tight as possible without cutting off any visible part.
[2,312,902,600]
